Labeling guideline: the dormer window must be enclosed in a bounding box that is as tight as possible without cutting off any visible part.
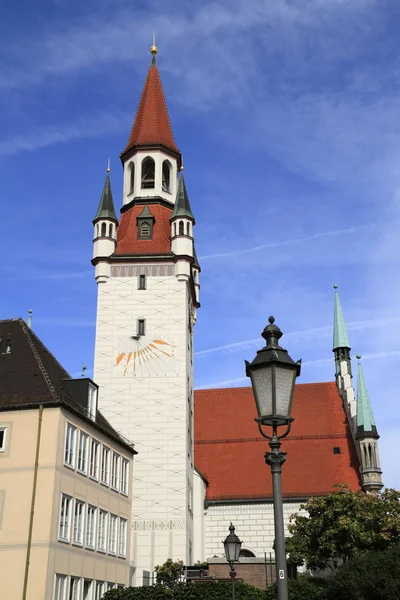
[162,160,172,193]
[140,222,151,238]
[141,157,155,189]
[137,204,155,239]
[88,384,97,421]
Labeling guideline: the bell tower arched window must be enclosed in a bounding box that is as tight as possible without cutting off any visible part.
[129,162,135,194]
[141,157,155,189]
[162,160,172,193]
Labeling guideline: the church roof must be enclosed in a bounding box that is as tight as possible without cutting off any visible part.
[194,382,361,502]
[121,62,180,160]
[115,202,172,256]
[0,319,135,453]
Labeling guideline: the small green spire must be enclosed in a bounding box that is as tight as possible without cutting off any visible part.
[356,356,377,435]
[333,285,350,350]
[170,172,195,221]
[193,244,200,270]
[93,170,118,223]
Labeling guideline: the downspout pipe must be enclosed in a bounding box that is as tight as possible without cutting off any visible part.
[22,404,43,600]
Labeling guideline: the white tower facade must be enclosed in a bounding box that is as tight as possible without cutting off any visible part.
[92,49,199,585]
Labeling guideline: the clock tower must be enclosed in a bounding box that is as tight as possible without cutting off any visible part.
[92,44,200,585]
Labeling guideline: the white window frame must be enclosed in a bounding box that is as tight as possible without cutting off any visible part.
[69,576,81,600]
[82,579,93,600]
[111,453,120,491]
[64,423,76,469]
[88,384,98,421]
[97,509,108,553]
[101,446,110,486]
[0,427,7,452]
[118,518,127,558]
[89,439,100,480]
[77,431,88,474]
[72,500,85,546]
[120,459,129,495]
[108,514,117,555]
[85,505,97,550]
[54,574,67,600]
[95,581,105,600]
[58,494,72,543]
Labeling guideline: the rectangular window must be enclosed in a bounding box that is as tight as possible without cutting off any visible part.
[59,495,72,542]
[111,453,120,490]
[0,427,6,452]
[88,384,97,421]
[118,518,127,558]
[64,423,76,468]
[95,582,104,600]
[54,574,67,600]
[89,440,100,479]
[85,505,97,549]
[77,432,88,474]
[73,500,85,545]
[97,510,107,552]
[82,580,93,600]
[137,319,146,336]
[101,446,110,485]
[108,514,117,555]
[138,274,146,290]
[69,577,80,600]
[120,459,129,495]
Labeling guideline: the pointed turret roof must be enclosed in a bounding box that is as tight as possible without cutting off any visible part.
[356,357,378,436]
[93,173,118,223]
[121,55,180,160]
[193,244,201,271]
[333,285,351,350]
[171,173,195,221]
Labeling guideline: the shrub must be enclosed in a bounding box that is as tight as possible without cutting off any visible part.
[103,581,265,600]
[264,575,326,600]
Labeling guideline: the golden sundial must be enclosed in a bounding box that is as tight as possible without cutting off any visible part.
[115,335,176,377]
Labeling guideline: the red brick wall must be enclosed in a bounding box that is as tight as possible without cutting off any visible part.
[208,561,276,590]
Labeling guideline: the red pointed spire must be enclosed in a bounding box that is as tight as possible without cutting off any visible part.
[121,61,180,160]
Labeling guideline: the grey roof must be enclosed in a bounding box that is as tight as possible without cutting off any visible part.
[0,319,135,453]
[170,173,195,221]
[93,174,118,223]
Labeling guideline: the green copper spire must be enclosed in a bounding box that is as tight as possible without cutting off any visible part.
[93,170,118,223]
[333,285,350,350]
[170,173,195,222]
[193,244,200,270]
[356,356,377,436]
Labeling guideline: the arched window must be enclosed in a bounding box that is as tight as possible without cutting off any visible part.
[129,162,135,194]
[179,221,184,235]
[96,224,99,237]
[162,160,172,193]
[186,222,190,236]
[140,221,151,238]
[101,222,107,237]
[173,223,177,237]
[240,549,256,558]
[193,270,197,282]
[141,157,155,189]
[109,224,113,238]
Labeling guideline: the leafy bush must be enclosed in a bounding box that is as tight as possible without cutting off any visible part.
[103,581,265,600]
[325,545,400,600]
[264,575,326,600]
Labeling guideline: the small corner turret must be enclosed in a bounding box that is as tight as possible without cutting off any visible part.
[92,165,118,283]
[170,172,195,280]
[355,355,383,492]
[332,285,356,421]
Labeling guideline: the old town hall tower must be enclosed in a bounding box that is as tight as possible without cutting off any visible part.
[92,43,200,585]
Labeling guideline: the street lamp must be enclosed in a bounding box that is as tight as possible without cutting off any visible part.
[245,316,301,600]
[223,523,242,600]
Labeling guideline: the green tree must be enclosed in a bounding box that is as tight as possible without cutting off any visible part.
[265,575,326,600]
[154,559,185,588]
[286,485,400,571]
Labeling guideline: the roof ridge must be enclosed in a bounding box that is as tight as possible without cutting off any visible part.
[20,321,59,400]
[195,381,336,392]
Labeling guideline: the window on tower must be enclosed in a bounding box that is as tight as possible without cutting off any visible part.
[101,223,107,237]
[141,157,155,189]
[162,160,172,193]
[186,222,190,236]
[137,319,146,336]
[108,224,113,238]
[139,222,151,238]
[129,162,135,194]
[179,221,184,235]
[138,274,146,290]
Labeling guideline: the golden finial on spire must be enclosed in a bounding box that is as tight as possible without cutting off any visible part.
[150,31,158,62]
[106,158,111,173]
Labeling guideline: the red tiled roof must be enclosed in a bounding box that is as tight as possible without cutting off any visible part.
[115,203,172,255]
[194,383,361,501]
[122,64,180,158]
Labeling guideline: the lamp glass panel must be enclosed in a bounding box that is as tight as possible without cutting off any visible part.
[224,539,242,562]
[250,366,272,419]
[274,365,296,418]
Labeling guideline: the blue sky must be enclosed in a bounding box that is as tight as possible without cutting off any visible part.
[1,0,399,488]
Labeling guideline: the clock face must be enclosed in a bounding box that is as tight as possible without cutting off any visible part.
[114,334,177,377]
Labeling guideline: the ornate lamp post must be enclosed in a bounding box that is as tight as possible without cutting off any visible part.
[223,523,242,600]
[245,317,301,600]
